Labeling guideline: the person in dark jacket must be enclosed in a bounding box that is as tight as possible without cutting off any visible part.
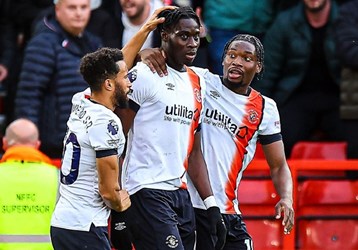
[253,0,344,157]
[334,0,358,178]
[15,0,101,158]
[12,0,121,49]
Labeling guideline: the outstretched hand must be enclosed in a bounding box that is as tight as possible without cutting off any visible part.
[207,207,227,250]
[275,198,294,234]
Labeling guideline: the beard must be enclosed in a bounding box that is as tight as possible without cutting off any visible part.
[112,84,129,109]
[223,77,244,89]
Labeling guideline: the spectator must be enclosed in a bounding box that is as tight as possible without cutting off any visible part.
[334,0,358,178]
[194,0,284,75]
[103,0,164,49]
[12,0,119,48]
[14,0,101,158]
[253,0,343,157]
[112,6,226,250]
[0,118,58,250]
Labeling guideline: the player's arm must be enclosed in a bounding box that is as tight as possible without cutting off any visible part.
[262,139,294,234]
[97,153,131,212]
[187,131,213,199]
[121,6,176,69]
[187,130,227,249]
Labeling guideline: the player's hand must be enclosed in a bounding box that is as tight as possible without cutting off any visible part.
[275,198,294,234]
[207,206,227,250]
[118,189,131,212]
[141,5,177,33]
[139,48,167,76]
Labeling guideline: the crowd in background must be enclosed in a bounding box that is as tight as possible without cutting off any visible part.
[0,0,357,160]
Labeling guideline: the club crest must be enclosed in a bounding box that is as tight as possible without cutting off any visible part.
[247,109,259,124]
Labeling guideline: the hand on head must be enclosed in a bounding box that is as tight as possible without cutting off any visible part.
[141,5,177,33]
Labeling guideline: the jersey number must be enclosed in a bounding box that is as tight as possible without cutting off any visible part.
[60,132,81,185]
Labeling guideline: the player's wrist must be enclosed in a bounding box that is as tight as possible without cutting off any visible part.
[204,195,218,209]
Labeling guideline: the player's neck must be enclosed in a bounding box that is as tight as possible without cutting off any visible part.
[167,59,186,72]
[90,94,115,111]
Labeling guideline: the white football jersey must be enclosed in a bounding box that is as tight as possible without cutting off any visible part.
[122,62,206,195]
[187,71,281,214]
[51,88,125,231]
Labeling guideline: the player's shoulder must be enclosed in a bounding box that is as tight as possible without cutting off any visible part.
[129,62,160,84]
[71,88,90,103]
[72,88,119,121]
[251,88,278,110]
[188,66,210,77]
[189,66,222,91]
[262,94,277,108]
[88,107,123,137]
[131,62,155,76]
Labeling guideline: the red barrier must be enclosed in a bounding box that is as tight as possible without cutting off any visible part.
[246,159,358,250]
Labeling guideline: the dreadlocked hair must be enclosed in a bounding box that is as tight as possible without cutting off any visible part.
[222,34,265,80]
[156,6,200,34]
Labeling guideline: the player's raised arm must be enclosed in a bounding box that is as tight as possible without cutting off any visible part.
[121,6,176,69]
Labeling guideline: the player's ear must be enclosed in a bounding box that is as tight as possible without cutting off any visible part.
[256,62,262,74]
[104,79,112,90]
[161,31,168,42]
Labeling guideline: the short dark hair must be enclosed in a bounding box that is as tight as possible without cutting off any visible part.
[156,6,200,34]
[80,47,124,91]
[222,34,265,79]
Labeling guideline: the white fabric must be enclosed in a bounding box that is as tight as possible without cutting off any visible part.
[122,63,207,195]
[187,71,281,214]
[51,88,125,231]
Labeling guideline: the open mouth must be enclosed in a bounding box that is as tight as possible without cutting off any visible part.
[185,51,197,61]
[228,68,243,79]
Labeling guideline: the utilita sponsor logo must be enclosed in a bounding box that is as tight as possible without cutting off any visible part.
[204,108,248,138]
[165,104,199,120]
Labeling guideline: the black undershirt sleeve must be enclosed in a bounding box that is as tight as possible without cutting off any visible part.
[258,133,282,145]
[96,149,118,158]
